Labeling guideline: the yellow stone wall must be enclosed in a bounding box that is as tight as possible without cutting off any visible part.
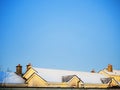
[23,68,35,79]
[99,70,120,86]
[67,76,81,87]
[26,73,47,87]
[112,75,120,83]
[47,82,68,87]
[83,84,108,88]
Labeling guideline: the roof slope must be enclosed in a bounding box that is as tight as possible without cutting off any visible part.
[33,67,108,84]
[0,71,25,84]
[103,69,120,76]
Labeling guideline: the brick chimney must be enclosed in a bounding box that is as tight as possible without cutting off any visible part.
[16,64,22,75]
[26,63,32,71]
[107,64,113,72]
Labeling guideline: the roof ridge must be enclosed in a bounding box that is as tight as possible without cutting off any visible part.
[32,67,104,75]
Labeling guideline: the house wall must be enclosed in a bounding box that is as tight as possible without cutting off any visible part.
[26,74,47,87]
[83,84,109,88]
[47,82,68,87]
[0,83,27,87]
[23,68,35,80]
[110,78,119,87]
[67,76,81,88]
[112,75,120,83]
[99,70,120,86]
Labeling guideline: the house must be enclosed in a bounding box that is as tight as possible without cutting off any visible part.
[23,64,111,88]
[99,64,120,87]
[0,65,26,87]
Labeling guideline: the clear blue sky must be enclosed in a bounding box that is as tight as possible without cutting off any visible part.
[0,0,120,72]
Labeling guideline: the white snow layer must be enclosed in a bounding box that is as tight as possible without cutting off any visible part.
[104,69,120,75]
[0,72,25,84]
[33,67,108,84]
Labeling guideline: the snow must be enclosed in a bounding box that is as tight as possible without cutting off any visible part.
[33,67,108,84]
[104,69,120,75]
[118,82,120,86]
[0,71,25,84]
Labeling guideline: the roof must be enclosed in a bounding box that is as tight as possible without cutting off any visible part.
[62,75,77,82]
[103,69,120,76]
[0,71,25,84]
[32,67,109,84]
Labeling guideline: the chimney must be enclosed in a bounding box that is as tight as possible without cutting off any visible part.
[26,63,32,71]
[91,69,95,73]
[16,64,22,75]
[107,64,113,72]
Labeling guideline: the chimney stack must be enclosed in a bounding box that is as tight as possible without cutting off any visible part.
[16,64,22,76]
[107,64,113,72]
[26,63,32,71]
[91,69,95,73]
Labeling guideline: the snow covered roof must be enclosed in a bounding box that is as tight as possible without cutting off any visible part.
[0,71,25,84]
[33,67,108,84]
[103,69,120,76]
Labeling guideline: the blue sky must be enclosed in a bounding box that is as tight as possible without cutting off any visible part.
[0,0,120,72]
